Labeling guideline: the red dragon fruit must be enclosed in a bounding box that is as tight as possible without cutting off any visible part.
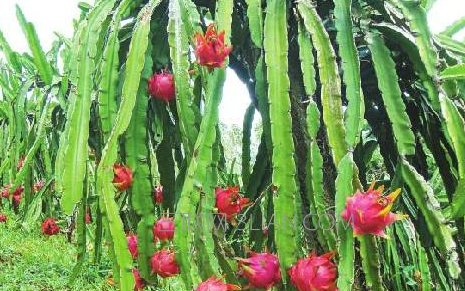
[341,184,404,238]
[195,24,233,70]
[112,163,133,191]
[11,185,24,208]
[2,184,23,199]
[1,185,9,198]
[215,186,250,224]
[148,72,175,102]
[195,277,241,291]
[153,217,175,242]
[288,251,338,291]
[238,252,282,290]
[133,269,145,291]
[12,195,22,207]
[150,249,180,278]
[127,234,138,259]
[154,185,164,205]
[0,214,6,223]
[41,218,60,236]
[33,180,45,193]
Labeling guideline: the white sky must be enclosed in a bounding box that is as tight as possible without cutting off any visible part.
[0,0,464,125]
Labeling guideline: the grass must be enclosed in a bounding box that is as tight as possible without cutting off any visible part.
[0,209,115,291]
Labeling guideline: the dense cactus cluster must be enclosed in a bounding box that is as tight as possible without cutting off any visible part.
[1,0,465,290]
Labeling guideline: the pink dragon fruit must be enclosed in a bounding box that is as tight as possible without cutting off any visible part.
[150,249,180,278]
[133,269,146,290]
[288,251,338,291]
[0,214,6,223]
[148,72,175,102]
[341,184,404,238]
[154,185,163,205]
[238,252,282,290]
[127,234,138,259]
[215,186,250,224]
[153,217,175,242]
[195,277,241,291]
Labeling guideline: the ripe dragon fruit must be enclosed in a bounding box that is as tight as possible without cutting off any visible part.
[0,214,6,223]
[1,185,9,198]
[154,185,164,205]
[194,24,233,70]
[238,252,282,290]
[148,72,175,102]
[41,218,60,236]
[215,186,250,224]
[153,217,175,242]
[341,184,404,238]
[195,277,241,291]
[112,163,133,191]
[133,269,145,291]
[288,251,338,291]
[33,180,45,193]
[1,184,23,199]
[127,234,138,259]
[150,249,180,278]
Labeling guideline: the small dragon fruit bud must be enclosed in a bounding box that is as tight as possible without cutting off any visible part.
[238,252,282,290]
[341,183,405,238]
[85,210,91,224]
[1,184,10,198]
[148,72,175,102]
[288,251,338,291]
[150,249,180,278]
[215,186,250,224]
[194,24,233,70]
[33,180,45,193]
[153,217,175,242]
[133,269,146,291]
[112,163,133,191]
[154,185,163,205]
[195,277,241,291]
[127,234,138,259]
[17,155,25,171]
[42,218,60,236]
[0,214,6,223]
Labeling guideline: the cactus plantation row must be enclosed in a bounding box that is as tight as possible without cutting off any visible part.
[1,0,465,290]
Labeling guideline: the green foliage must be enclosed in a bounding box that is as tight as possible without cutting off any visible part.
[1,0,465,290]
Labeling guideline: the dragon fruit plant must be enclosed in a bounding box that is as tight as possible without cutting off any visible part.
[0,0,463,290]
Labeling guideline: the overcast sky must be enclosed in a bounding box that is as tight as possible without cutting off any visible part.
[0,0,464,125]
